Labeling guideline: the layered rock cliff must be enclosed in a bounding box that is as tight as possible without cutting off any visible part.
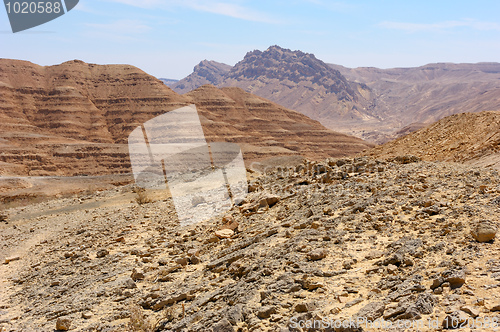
[0,59,372,177]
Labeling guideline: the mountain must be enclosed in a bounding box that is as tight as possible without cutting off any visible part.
[368,111,500,169]
[331,62,500,142]
[173,46,500,143]
[173,46,376,132]
[0,59,372,178]
[159,78,179,86]
[172,60,232,94]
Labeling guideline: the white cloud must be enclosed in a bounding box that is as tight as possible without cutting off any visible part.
[187,2,276,23]
[301,0,356,12]
[103,0,278,23]
[86,19,152,34]
[379,19,500,33]
[82,19,153,43]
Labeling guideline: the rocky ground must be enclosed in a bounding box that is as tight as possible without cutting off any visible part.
[1,156,500,331]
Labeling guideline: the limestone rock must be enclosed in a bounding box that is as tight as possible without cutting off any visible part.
[471,220,497,242]
[215,229,234,239]
[55,317,71,331]
[355,302,385,321]
[307,248,327,261]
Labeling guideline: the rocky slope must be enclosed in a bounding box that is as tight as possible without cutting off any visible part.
[0,58,188,177]
[0,59,371,180]
[368,111,500,170]
[1,157,499,331]
[186,85,371,163]
[172,46,500,143]
[172,60,232,94]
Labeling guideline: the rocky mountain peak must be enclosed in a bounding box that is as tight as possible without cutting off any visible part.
[227,46,356,98]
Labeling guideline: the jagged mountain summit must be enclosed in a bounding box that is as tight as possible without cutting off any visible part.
[171,46,500,143]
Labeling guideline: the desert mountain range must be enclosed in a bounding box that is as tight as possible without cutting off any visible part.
[1,55,500,332]
[170,46,500,143]
[0,59,371,178]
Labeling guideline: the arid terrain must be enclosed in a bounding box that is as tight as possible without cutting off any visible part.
[1,57,500,332]
[171,46,500,143]
[1,156,499,331]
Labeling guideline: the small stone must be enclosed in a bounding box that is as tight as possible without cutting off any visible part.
[344,297,364,308]
[356,302,385,321]
[343,259,355,270]
[190,255,201,264]
[175,257,189,266]
[330,306,342,314]
[295,302,316,313]
[82,311,93,319]
[444,269,466,289]
[311,220,322,229]
[56,317,71,331]
[490,303,500,312]
[460,305,479,318]
[302,278,324,291]
[431,276,444,289]
[387,264,398,275]
[4,256,20,264]
[365,250,383,260]
[212,318,234,332]
[131,268,145,281]
[225,304,243,325]
[215,229,234,239]
[220,218,239,231]
[433,287,443,295]
[473,298,485,306]
[423,205,440,216]
[307,248,327,261]
[257,305,277,319]
[96,249,109,258]
[158,257,169,266]
[471,220,497,242]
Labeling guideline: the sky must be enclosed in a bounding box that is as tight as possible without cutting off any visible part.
[1,0,500,79]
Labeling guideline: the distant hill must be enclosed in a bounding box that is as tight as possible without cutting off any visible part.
[368,111,500,169]
[171,60,231,94]
[0,59,372,177]
[331,62,500,142]
[159,78,179,86]
[172,46,500,144]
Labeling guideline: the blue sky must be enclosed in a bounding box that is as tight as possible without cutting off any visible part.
[1,0,500,79]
